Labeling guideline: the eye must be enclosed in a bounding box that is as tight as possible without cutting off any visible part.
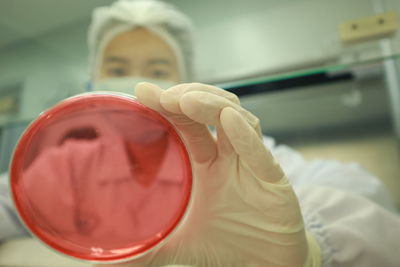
[107,67,127,77]
[151,70,170,79]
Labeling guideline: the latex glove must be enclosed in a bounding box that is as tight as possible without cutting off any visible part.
[95,82,321,267]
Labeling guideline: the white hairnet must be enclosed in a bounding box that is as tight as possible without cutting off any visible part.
[88,0,194,81]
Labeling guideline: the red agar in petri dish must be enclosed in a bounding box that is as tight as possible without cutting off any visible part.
[10,93,192,262]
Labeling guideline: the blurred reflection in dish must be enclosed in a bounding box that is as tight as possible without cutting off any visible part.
[11,93,192,261]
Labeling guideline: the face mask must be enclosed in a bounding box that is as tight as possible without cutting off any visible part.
[91,77,177,95]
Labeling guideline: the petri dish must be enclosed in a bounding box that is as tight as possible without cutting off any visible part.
[10,92,193,263]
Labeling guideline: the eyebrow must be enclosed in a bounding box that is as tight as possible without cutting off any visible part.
[105,56,129,64]
[147,58,171,65]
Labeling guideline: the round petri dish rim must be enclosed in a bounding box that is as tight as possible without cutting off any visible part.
[9,91,194,263]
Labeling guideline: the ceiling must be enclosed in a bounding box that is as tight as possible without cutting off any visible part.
[0,0,115,49]
[0,0,301,49]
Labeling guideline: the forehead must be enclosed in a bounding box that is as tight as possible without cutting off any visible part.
[102,27,177,61]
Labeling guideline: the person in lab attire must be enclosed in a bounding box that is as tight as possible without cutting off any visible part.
[1,0,399,266]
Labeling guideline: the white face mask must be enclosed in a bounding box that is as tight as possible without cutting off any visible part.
[92,77,177,95]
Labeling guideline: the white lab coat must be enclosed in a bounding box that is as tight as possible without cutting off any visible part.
[0,172,28,240]
[0,136,399,266]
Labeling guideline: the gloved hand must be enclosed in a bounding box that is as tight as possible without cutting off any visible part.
[95,82,321,267]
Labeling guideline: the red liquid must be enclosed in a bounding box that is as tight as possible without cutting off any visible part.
[10,93,192,262]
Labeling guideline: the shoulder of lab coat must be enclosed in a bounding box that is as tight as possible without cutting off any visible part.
[0,172,29,242]
[262,135,397,212]
[297,186,400,267]
[263,135,400,266]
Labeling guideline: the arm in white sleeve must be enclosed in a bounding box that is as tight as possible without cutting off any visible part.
[262,136,399,265]
[263,136,397,212]
[296,186,400,267]
[0,172,29,241]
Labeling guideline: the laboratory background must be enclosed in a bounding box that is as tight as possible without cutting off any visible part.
[0,0,399,266]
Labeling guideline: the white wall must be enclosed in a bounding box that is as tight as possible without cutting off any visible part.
[0,23,89,122]
[171,0,397,82]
